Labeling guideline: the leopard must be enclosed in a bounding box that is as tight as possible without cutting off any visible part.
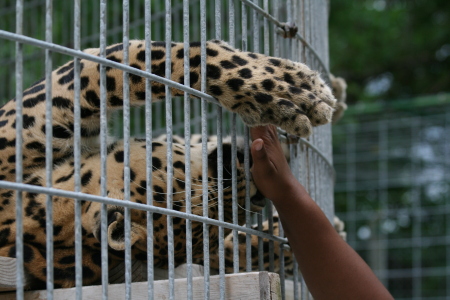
[0,40,336,289]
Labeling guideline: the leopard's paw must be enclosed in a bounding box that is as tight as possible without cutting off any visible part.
[206,46,336,137]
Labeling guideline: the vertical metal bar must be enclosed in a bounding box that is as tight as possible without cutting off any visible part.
[244,126,252,272]
[228,0,235,46]
[263,0,275,272]
[165,1,175,299]
[183,0,193,299]
[273,0,279,57]
[44,0,54,298]
[252,0,259,51]
[214,1,226,298]
[293,0,299,60]
[263,0,269,55]
[267,0,277,275]
[15,0,24,299]
[99,1,109,299]
[200,0,210,298]
[144,1,154,299]
[241,0,253,274]
[305,0,312,66]
[292,0,298,61]
[257,212,263,271]
[73,1,83,299]
[228,0,240,275]
[230,112,239,273]
[286,0,292,61]
[122,1,132,299]
[190,0,201,133]
[241,1,248,51]
[251,0,265,273]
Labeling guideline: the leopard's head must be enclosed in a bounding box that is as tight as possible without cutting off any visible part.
[206,136,266,212]
[92,137,265,253]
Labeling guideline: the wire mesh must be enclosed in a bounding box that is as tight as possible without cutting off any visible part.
[0,0,334,299]
[334,103,450,300]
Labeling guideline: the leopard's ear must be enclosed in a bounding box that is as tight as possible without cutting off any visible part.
[106,208,146,251]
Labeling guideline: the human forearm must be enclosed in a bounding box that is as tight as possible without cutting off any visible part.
[272,182,393,300]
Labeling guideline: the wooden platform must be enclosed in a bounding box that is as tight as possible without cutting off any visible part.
[0,255,281,299]
[1,272,280,299]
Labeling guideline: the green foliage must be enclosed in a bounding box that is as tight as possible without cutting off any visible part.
[329,0,450,103]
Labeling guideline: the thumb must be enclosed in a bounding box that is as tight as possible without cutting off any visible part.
[251,139,269,166]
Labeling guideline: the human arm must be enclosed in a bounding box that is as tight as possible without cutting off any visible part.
[250,125,393,300]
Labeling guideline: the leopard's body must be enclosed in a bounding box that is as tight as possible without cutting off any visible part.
[0,40,334,289]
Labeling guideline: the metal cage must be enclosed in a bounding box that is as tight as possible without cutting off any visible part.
[333,100,450,300]
[0,0,334,299]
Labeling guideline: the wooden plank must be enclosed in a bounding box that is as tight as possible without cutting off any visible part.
[1,271,281,299]
[268,272,282,299]
[0,257,20,292]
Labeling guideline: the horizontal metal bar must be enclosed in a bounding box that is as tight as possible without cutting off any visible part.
[278,130,335,179]
[0,30,220,106]
[0,181,288,244]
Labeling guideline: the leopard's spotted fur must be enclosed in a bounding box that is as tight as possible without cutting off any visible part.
[0,40,335,289]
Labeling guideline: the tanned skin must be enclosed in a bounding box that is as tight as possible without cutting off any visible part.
[250,125,393,300]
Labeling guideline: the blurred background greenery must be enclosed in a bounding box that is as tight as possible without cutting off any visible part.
[329,1,450,299]
[329,0,450,104]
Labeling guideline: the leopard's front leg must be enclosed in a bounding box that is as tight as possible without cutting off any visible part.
[0,40,334,182]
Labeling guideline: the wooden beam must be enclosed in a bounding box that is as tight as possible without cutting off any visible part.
[1,271,281,299]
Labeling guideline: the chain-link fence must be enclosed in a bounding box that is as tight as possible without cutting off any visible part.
[0,0,334,299]
[333,96,450,300]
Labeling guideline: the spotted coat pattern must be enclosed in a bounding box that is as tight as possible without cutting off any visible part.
[0,40,334,289]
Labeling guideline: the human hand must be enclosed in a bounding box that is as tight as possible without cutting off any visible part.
[250,125,299,202]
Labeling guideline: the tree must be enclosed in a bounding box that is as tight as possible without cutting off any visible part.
[329,0,450,104]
